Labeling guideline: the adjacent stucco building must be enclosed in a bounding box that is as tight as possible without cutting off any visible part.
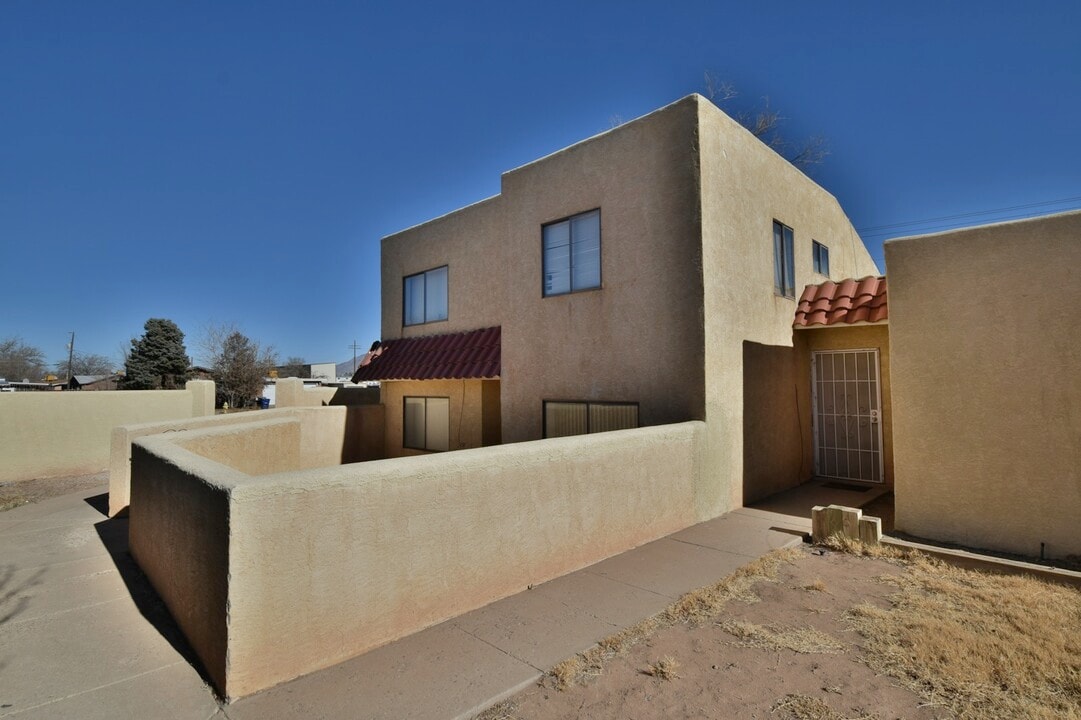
[886,210,1081,559]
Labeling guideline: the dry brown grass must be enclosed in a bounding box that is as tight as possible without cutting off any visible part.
[770,693,879,720]
[642,655,681,680]
[545,546,801,689]
[802,577,828,592]
[842,547,1081,719]
[717,620,845,655]
[817,534,911,561]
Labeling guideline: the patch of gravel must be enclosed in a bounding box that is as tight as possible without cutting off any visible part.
[0,472,109,511]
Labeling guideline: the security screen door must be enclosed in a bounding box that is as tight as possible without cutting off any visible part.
[811,349,884,483]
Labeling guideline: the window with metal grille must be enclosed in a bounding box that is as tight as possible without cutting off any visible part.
[543,401,638,438]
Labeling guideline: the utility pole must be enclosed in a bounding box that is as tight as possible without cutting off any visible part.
[348,340,362,374]
[66,331,75,383]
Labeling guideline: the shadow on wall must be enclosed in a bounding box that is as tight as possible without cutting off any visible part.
[324,386,380,407]
[742,340,808,505]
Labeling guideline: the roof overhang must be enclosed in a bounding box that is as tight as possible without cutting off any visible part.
[351,326,501,383]
[793,276,888,329]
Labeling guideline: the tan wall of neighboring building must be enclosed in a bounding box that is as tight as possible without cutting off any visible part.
[128,419,705,699]
[696,98,880,517]
[0,379,215,483]
[886,211,1081,560]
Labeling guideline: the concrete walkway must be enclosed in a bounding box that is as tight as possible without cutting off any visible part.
[0,485,812,720]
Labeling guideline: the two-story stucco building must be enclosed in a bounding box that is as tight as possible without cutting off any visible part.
[354,93,880,516]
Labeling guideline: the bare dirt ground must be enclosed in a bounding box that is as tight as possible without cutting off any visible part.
[479,543,1081,720]
[0,471,108,511]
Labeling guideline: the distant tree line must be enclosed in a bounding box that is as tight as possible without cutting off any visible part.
[2,318,284,409]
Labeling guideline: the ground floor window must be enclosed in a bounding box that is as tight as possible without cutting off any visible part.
[404,396,450,451]
[543,401,639,438]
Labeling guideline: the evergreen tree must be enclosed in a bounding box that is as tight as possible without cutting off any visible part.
[122,318,189,389]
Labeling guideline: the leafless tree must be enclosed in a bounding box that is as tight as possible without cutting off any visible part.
[702,71,830,171]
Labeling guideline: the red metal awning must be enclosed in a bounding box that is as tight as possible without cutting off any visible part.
[794,276,888,328]
[350,326,501,382]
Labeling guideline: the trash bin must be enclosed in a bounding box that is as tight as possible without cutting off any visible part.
[257,397,270,409]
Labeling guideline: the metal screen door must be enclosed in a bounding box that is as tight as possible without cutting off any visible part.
[811,349,884,484]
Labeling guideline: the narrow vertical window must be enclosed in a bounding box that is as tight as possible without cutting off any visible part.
[773,220,795,298]
[813,240,830,276]
[543,209,601,296]
[403,266,448,326]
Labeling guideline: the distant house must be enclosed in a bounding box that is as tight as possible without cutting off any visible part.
[67,374,121,391]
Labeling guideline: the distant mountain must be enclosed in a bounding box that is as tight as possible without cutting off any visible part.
[335,359,359,378]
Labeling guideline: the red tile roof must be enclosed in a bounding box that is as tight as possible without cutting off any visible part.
[350,326,501,382]
[794,276,888,328]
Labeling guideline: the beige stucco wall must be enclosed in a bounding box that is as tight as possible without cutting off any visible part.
[129,420,705,698]
[109,404,385,516]
[886,211,1081,560]
[696,97,880,516]
[0,379,214,483]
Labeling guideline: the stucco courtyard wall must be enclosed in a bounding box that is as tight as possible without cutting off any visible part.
[886,211,1081,560]
[109,404,384,516]
[0,379,214,483]
[129,420,705,699]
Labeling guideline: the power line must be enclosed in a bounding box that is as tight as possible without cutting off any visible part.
[860,204,1081,241]
[856,194,1081,236]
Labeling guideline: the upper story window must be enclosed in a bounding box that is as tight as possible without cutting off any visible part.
[543,209,601,297]
[773,220,795,299]
[403,265,448,326]
[812,240,830,276]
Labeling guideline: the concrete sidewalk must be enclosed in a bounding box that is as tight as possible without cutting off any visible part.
[0,486,809,720]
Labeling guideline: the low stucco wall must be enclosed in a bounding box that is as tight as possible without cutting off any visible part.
[274,377,380,408]
[886,211,1081,560]
[0,380,214,483]
[129,420,704,698]
[109,404,385,516]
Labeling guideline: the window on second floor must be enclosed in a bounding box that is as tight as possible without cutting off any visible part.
[403,265,448,326]
[773,220,795,298]
[543,400,639,438]
[543,209,601,297]
[813,240,830,276]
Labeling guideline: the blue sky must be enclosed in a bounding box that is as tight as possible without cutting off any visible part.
[3,1,1079,369]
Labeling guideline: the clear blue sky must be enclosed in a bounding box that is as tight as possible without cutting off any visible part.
[3,1,1079,369]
